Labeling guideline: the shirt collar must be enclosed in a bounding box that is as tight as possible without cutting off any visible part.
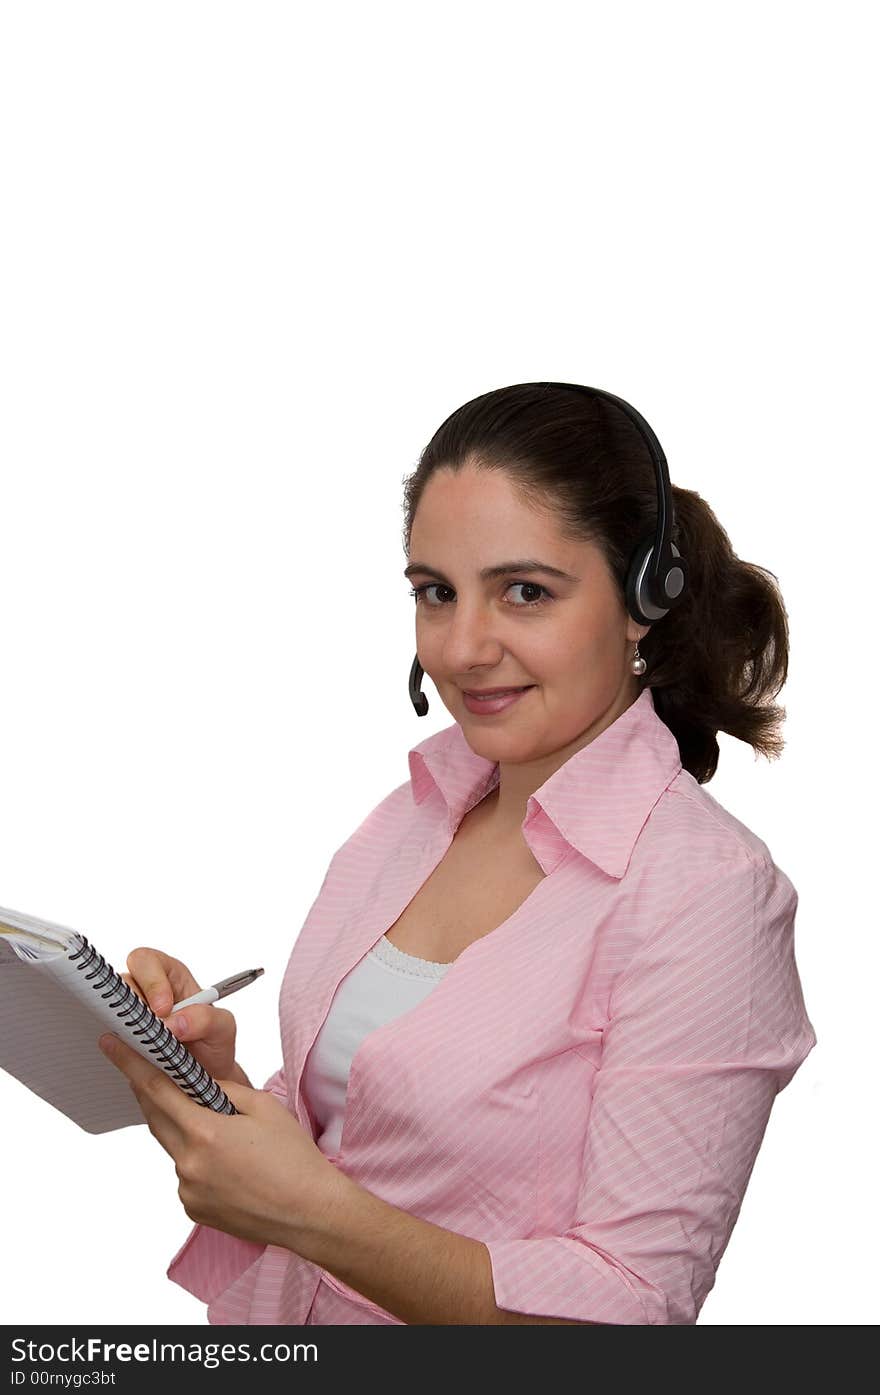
[407,685,683,879]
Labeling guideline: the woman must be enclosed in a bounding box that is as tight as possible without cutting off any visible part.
[101,382,817,1324]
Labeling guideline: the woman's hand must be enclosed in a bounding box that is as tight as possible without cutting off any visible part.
[122,945,251,1087]
[97,1030,336,1251]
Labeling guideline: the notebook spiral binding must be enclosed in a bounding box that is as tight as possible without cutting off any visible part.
[69,932,238,1115]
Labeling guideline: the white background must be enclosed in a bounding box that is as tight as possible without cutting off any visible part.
[1,1,874,1326]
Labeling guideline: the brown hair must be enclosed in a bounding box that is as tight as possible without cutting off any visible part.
[401,382,789,784]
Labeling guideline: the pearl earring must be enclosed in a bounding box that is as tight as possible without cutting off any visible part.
[631,640,646,676]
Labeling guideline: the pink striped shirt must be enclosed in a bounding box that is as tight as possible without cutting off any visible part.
[166,685,817,1324]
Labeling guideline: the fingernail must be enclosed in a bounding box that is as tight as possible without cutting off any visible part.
[169,1013,188,1034]
[99,1034,116,1055]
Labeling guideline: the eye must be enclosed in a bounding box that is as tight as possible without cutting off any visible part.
[408,581,554,609]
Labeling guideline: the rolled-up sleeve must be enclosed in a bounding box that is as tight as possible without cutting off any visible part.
[485,855,817,1325]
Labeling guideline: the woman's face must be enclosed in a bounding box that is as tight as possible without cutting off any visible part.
[406,464,649,762]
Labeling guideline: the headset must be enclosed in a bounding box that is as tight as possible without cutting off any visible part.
[408,382,688,716]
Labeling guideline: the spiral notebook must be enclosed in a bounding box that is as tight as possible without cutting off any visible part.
[0,902,238,1133]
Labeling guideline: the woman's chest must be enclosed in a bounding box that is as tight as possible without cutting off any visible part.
[383,824,547,964]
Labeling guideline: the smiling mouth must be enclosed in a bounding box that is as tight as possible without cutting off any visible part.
[462,686,534,696]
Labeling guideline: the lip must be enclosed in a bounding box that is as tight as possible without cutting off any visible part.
[462,686,532,696]
[462,685,535,716]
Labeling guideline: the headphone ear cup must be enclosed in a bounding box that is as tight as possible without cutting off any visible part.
[626,537,686,625]
[625,536,663,626]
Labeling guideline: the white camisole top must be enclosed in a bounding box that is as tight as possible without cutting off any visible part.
[300,933,453,1158]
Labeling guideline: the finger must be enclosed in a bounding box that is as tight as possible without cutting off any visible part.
[214,1077,263,1114]
[97,1032,198,1131]
[165,1003,234,1042]
[121,971,148,1005]
[126,947,200,1018]
[124,953,173,1016]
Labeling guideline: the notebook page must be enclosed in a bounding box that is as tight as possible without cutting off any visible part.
[0,935,148,1133]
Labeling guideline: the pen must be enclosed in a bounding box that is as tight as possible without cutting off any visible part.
[169,967,264,1013]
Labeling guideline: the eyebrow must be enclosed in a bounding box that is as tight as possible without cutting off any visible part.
[403,558,580,584]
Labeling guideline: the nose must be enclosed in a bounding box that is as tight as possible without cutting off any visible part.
[436,597,506,671]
